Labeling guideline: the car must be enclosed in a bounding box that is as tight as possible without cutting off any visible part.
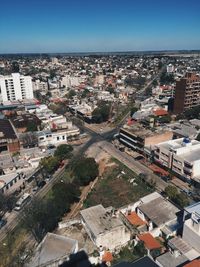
[37,180,46,188]
[32,186,39,193]
[0,219,7,229]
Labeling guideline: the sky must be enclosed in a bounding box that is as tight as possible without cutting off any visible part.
[0,0,200,53]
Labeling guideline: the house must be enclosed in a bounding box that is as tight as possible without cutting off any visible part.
[0,119,20,153]
[137,232,162,256]
[26,233,78,267]
[136,192,180,238]
[0,172,26,195]
[80,204,130,251]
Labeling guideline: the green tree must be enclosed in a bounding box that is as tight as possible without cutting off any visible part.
[130,107,138,117]
[175,193,190,208]
[72,157,99,186]
[22,199,58,243]
[26,121,37,132]
[134,241,147,257]
[54,144,73,161]
[67,89,76,99]
[40,156,60,174]
[164,185,178,199]
[92,104,111,123]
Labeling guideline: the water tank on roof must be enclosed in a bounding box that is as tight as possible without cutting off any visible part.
[182,137,191,147]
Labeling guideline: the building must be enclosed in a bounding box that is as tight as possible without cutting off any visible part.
[173,73,200,114]
[114,256,159,267]
[0,119,20,153]
[80,204,130,251]
[119,124,173,154]
[27,233,78,267]
[37,126,79,147]
[182,202,200,253]
[0,73,34,102]
[0,172,26,195]
[136,192,180,238]
[154,138,200,182]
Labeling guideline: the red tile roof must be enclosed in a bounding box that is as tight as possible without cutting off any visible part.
[184,259,200,267]
[102,251,113,262]
[153,109,168,116]
[126,212,146,226]
[138,233,162,250]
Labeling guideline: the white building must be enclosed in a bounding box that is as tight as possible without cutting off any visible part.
[154,138,200,182]
[0,73,33,102]
[182,202,200,253]
[80,204,130,251]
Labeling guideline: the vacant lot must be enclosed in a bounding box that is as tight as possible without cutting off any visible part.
[84,159,153,208]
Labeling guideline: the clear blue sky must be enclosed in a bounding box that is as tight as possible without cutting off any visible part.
[0,0,200,53]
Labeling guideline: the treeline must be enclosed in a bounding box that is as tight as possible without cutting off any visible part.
[22,156,99,243]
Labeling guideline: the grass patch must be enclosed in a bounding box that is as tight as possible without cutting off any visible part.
[84,159,153,208]
[0,224,30,267]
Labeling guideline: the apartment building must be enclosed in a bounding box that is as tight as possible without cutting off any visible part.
[0,73,33,103]
[154,138,200,182]
[173,73,200,114]
[119,125,173,153]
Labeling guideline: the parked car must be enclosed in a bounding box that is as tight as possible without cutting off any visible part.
[37,180,46,188]
[0,219,7,229]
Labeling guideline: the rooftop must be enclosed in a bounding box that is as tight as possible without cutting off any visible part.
[126,212,146,226]
[80,205,124,237]
[0,119,17,140]
[138,233,162,250]
[114,256,159,267]
[139,196,179,226]
[27,233,78,267]
[185,202,200,216]
[183,259,200,267]
[156,251,188,267]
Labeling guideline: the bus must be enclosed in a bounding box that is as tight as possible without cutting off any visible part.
[14,193,31,211]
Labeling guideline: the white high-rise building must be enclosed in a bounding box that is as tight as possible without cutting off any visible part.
[0,73,34,102]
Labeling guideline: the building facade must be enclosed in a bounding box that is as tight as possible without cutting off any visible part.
[173,73,200,114]
[154,138,200,182]
[0,73,34,102]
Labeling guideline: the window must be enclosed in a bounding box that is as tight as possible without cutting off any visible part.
[62,136,65,140]
[57,136,60,141]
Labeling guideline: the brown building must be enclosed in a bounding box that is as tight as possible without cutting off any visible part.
[0,119,20,153]
[173,73,200,114]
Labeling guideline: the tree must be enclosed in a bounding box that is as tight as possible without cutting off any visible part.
[72,157,99,186]
[92,104,111,123]
[81,88,90,98]
[164,185,178,199]
[134,241,147,257]
[175,193,190,208]
[67,89,76,99]
[54,144,73,161]
[40,156,60,174]
[130,107,138,117]
[26,121,37,132]
[22,199,58,243]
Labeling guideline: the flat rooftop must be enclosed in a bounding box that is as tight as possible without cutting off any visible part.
[185,201,200,216]
[27,233,77,267]
[157,138,200,151]
[156,251,188,267]
[139,197,179,226]
[80,204,124,237]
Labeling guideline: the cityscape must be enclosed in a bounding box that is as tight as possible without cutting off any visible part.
[0,1,200,267]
